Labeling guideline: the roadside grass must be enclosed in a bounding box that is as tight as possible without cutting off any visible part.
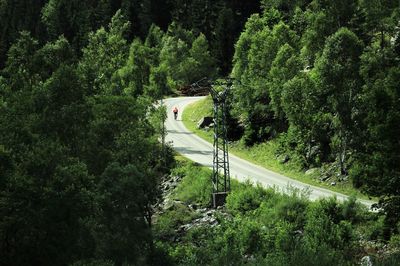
[171,155,241,207]
[171,158,212,207]
[181,96,372,200]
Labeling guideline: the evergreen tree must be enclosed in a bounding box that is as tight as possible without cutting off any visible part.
[41,0,92,50]
[0,0,46,68]
[213,6,235,75]
[188,33,217,81]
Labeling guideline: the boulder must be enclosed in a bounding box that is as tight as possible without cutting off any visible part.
[278,155,290,164]
[320,175,330,182]
[305,168,318,176]
[360,256,372,266]
[197,117,213,129]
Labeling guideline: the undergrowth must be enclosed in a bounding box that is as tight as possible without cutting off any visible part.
[154,158,400,266]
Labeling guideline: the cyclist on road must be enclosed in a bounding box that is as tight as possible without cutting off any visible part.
[173,106,178,120]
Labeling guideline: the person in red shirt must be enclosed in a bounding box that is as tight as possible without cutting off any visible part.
[173,106,178,120]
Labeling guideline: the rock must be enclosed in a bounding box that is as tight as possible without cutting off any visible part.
[279,155,290,164]
[179,223,194,232]
[360,256,372,266]
[173,175,181,182]
[305,168,318,175]
[205,210,215,216]
[197,117,214,129]
[320,175,330,182]
[293,230,303,235]
[162,198,174,210]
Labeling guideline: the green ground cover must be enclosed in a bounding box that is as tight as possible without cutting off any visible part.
[154,158,400,265]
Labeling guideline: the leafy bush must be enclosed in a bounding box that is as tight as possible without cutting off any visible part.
[156,161,400,265]
[172,160,212,207]
[226,181,274,214]
[274,194,308,228]
[154,203,199,239]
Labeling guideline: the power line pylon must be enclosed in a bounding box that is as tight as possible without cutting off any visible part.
[192,78,232,208]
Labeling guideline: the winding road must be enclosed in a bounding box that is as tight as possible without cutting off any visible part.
[164,97,375,209]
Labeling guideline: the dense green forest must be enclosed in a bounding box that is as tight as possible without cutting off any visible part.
[1,0,400,265]
[229,0,400,238]
[0,1,256,265]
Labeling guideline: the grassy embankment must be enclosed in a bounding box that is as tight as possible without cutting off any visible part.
[181,96,371,200]
[154,157,398,265]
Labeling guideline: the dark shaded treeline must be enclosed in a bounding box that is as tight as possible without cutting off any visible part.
[0,0,260,73]
[0,0,253,264]
[0,12,169,265]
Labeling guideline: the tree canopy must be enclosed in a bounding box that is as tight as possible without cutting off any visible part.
[1,0,400,264]
[230,0,400,233]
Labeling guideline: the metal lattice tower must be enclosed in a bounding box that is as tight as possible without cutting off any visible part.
[210,86,230,207]
[192,78,232,207]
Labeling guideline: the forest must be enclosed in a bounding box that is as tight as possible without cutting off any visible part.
[0,0,399,265]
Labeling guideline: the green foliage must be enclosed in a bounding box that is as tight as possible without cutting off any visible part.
[41,0,92,48]
[114,38,152,96]
[172,160,212,207]
[229,0,400,223]
[70,260,115,266]
[0,143,95,265]
[158,24,217,92]
[154,203,200,240]
[232,16,300,144]
[350,39,400,234]
[79,10,130,95]
[157,161,385,265]
[0,8,167,265]
[1,10,222,263]
[269,43,302,119]
[213,6,235,75]
[281,74,329,166]
[226,181,272,214]
[34,36,75,79]
[189,33,217,81]
[94,162,155,264]
[2,0,400,264]
[3,31,39,89]
[0,0,46,68]
[314,27,363,174]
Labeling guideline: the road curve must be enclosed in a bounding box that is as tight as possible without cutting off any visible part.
[164,96,375,209]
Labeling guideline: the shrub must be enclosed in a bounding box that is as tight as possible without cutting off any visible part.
[172,161,212,206]
[226,181,274,214]
[154,203,199,239]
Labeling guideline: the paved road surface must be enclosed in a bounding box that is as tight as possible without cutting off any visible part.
[164,97,375,209]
